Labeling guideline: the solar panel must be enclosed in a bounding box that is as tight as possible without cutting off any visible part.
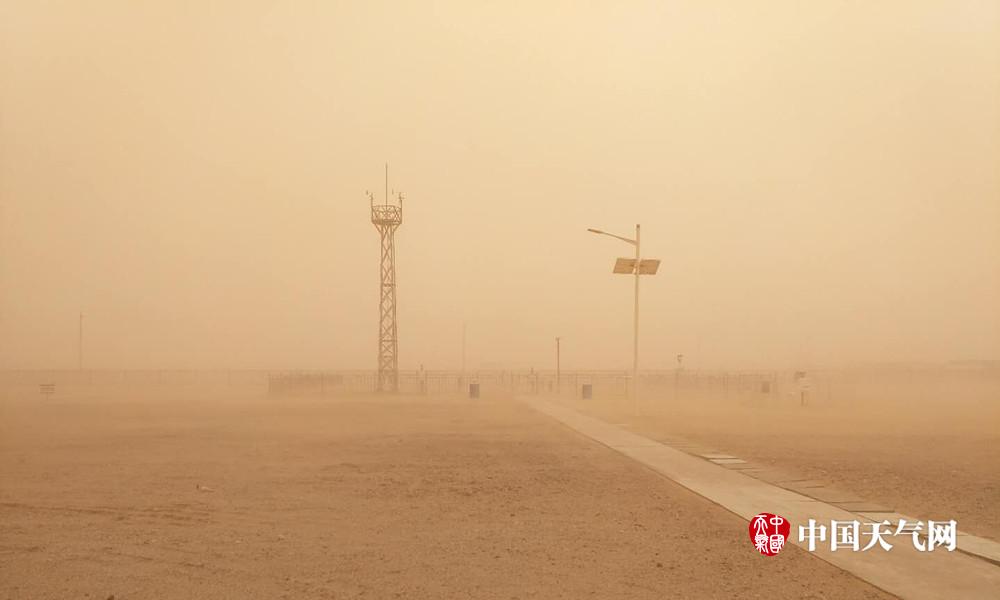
[613,258,637,274]
[613,258,660,275]
[638,259,661,274]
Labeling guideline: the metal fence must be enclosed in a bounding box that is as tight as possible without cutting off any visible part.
[265,368,780,399]
[3,366,996,407]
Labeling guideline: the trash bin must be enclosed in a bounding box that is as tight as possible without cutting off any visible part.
[581,384,592,399]
[469,383,480,399]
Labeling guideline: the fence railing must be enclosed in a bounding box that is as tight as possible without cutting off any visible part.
[3,366,996,406]
[265,368,791,399]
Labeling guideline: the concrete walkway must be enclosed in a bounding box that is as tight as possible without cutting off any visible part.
[524,398,1000,600]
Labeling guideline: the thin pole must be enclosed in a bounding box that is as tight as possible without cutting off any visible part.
[633,224,640,413]
[556,336,561,394]
[461,322,467,382]
[78,312,83,370]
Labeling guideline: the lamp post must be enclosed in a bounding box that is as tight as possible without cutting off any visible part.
[587,225,660,411]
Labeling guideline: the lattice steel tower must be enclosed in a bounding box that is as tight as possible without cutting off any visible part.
[369,164,403,392]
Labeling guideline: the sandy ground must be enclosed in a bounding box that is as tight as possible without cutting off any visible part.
[568,376,1000,542]
[0,388,891,599]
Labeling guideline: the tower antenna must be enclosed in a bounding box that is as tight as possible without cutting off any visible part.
[370,165,404,392]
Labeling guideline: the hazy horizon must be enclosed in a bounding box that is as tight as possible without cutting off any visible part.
[1,1,998,371]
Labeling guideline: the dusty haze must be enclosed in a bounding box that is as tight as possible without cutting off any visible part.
[1,1,998,371]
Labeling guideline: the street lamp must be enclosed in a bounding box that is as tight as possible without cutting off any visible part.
[587,225,660,409]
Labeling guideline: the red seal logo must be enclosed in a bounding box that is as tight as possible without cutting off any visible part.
[749,513,790,556]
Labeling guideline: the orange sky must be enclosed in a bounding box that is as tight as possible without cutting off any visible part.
[1,1,997,370]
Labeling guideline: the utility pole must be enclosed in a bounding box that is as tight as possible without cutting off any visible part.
[632,224,640,402]
[675,353,684,400]
[555,336,561,394]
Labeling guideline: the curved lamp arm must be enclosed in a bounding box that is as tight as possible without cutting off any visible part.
[587,228,637,246]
